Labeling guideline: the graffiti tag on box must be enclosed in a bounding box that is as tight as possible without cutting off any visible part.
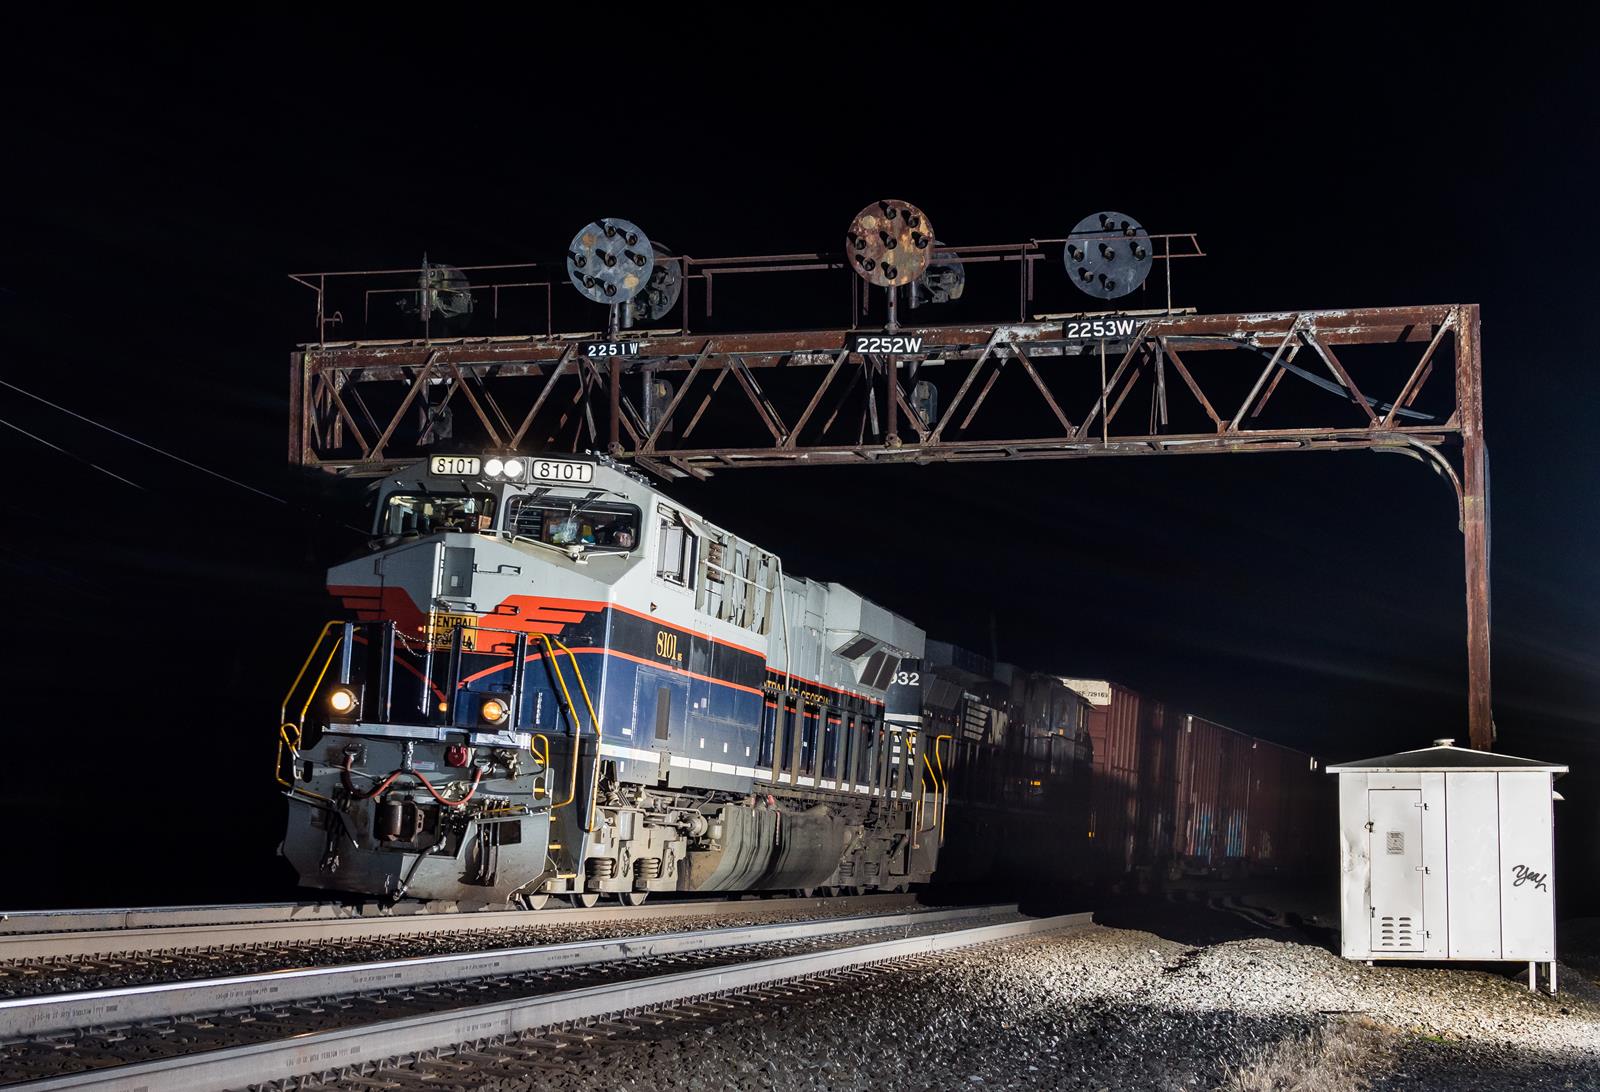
[1511,864,1549,892]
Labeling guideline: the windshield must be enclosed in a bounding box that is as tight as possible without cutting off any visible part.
[379,493,497,537]
[506,496,639,550]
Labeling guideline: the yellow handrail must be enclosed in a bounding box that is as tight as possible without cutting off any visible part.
[934,733,952,838]
[532,633,602,833]
[276,621,344,792]
[537,635,584,808]
[921,750,939,828]
[530,731,551,800]
[277,722,322,796]
[275,620,602,833]
[279,621,342,727]
[297,637,346,725]
[548,635,603,833]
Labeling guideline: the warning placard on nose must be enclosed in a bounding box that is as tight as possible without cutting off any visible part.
[1386,832,1405,854]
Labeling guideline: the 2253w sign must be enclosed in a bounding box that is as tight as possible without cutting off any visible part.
[1061,317,1140,340]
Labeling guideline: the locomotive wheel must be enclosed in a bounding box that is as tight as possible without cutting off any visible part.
[618,891,648,907]
[520,893,551,911]
[795,887,817,899]
[570,892,601,909]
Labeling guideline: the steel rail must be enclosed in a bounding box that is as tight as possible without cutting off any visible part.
[0,893,915,961]
[0,904,1005,1040]
[0,902,332,935]
[9,912,1091,1092]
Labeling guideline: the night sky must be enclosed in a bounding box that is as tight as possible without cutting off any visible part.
[4,21,1596,911]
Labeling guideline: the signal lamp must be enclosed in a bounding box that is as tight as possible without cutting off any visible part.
[480,697,510,724]
[485,457,505,477]
[328,686,359,717]
[502,459,524,478]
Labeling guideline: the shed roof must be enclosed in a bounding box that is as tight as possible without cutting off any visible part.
[1326,739,1567,774]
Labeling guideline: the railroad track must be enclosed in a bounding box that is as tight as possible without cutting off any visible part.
[0,893,858,937]
[0,905,1092,1090]
[0,892,915,965]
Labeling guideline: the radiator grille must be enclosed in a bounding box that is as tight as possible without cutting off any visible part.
[1376,915,1416,949]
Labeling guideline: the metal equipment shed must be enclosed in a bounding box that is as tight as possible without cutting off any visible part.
[1328,739,1567,991]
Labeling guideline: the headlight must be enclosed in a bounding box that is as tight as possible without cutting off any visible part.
[328,687,358,715]
[502,459,524,479]
[480,697,510,724]
[484,457,505,478]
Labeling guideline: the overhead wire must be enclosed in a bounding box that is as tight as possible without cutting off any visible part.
[0,376,287,504]
[0,375,371,535]
[0,411,146,489]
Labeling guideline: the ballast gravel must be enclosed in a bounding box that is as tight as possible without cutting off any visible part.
[473,924,1600,1092]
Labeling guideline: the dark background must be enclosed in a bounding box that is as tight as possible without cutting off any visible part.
[2,20,1595,912]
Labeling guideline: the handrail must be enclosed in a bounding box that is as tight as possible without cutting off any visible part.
[549,635,603,834]
[530,732,552,801]
[531,635,584,813]
[933,733,952,838]
[528,632,601,834]
[276,621,344,793]
[278,621,342,728]
[277,619,601,833]
[297,637,347,726]
[920,749,940,832]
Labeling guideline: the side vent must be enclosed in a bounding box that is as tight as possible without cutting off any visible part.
[1376,915,1416,949]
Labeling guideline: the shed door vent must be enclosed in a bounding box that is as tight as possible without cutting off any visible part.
[1376,915,1415,949]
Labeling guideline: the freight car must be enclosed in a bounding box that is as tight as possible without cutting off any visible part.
[1060,679,1324,885]
[277,452,946,908]
[917,642,1092,884]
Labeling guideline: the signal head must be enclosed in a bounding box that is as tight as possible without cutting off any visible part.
[846,200,934,288]
[1064,211,1153,300]
[567,218,655,304]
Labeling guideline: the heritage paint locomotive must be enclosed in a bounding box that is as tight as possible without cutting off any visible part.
[278,452,944,908]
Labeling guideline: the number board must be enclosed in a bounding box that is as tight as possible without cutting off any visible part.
[580,341,641,358]
[527,458,595,484]
[848,333,926,354]
[429,455,482,476]
[1059,317,1142,341]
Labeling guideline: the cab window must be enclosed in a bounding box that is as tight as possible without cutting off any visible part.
[505,496,640,550]
[655,506,696,585]
[380,493,495,537]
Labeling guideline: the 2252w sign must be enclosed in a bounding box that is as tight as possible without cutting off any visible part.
[848,334,926,354]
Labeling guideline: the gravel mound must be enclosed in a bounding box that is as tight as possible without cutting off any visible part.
[470,924,1600,1092]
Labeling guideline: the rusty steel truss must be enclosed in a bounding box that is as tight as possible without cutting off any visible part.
[289,263,1490,748]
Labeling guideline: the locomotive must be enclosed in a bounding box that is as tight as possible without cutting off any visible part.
[277,451,945,908]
